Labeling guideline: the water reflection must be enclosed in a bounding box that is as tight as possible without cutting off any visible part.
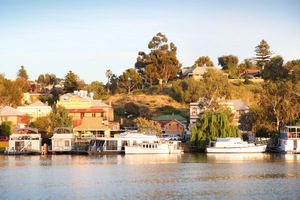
[206,153,268,163]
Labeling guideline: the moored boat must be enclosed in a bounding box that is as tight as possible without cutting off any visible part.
[50,127,75,154]
[277,126,300,154]
[5,128,42,155]
[206,137,267,153]
[88,132,183,155]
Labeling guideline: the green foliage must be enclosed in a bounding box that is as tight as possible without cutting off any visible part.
[262,56,288,81]
[194,56,214,67]
[255,39,272,69]
[86,81,108,100]
[218,55,239,75]
[171,78,202,103]
[1,121,13,136]
[0,75,23,107]
[190,110,239,147]
[124,102,140,118]
[64,70,82,93]
[157,105,181,115]
[30,117,50,138]
[133,117,161,135]
[49,106,73,131]
[118,68,142,94]
[17,66,29,80]
[135,32,181,86]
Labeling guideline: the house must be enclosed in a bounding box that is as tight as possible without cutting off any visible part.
[181,66,215,80]
[154,114,187,137]
[0,106,25,129]
[189,98,249,127]
[164,119,186,137]
[17,100,52,121]
[56,90,118,137]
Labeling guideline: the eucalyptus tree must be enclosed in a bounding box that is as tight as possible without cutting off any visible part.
[199,68,232,110]
[194,56,214,67]
[118,68,142,94]
[108,74,119,95]
[218,55,239,76]
[135,32,181,86]
[15,65,30,92]
[171,78,202,103]
[133,117,161,135]
[255,39,273,69]
[86,81,107,100]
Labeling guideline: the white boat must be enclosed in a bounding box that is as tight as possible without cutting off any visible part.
[206,137,267,153]
[88,132,183,155]
[5,128,42,155]
[277,126,300,154]
[50,127,75,154]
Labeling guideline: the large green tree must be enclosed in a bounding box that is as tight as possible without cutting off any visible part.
[262,56,288,81]
[63,70,82,93]
[255,39,272,69]
[0,75,23,106]
[191,109,239,147]
[198,68,232,110]
[49,106,73,131]
[31,117,50,138]
[194,56,214,67]
[135,32,181,85]
[171,78,202,103]
[86,81,107,100]
[118,68,142,94]
[218,55,239,76]
[133,117,161,135]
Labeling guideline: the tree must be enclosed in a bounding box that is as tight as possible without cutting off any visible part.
[31,117,50,138]
[0,75,23,106]
[190,110,239,147]
[255,39,272,69]
[49,106,73,131]
[171,78,202,103]
[262,56,288,81]
[86,81,107,100]
[135,32,181,85]
[194,56,214,67]
[17,65,29,80]
[218,55,239,76]
[133,117,161,135]
[108,74,119,95]
[1,121,13,136]
[198,68,232,110]
[105,69,112,94]
[63,70,81,93]
[118,68,142,94]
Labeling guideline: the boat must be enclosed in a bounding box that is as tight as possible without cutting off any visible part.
[5,128,42,155]
[50,127,75,154]
[277,125,300,154]
[88,132,183,155]
[206,137,267,153]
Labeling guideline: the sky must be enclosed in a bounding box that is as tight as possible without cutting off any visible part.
[1,0,299,84]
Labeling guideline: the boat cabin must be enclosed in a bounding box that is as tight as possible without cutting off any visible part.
[5,128,42,155]
[278,126,300,154]
[51,127,75,153]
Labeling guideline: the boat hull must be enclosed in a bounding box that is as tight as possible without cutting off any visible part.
[206,145,267,153]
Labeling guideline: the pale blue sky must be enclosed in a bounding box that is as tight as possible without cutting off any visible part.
[1,0,299,83]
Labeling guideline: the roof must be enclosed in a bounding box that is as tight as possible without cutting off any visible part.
[92,100,110,107]
[154,114,187,122]
[0,106,25,116]
[28,101,46,106]
[73,117,109,130]
[69,108,104,113]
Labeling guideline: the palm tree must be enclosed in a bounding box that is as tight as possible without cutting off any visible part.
[105,69,112,94]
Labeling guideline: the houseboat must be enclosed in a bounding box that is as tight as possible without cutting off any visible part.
[5,128,42,155]
[88,132,183,155]
[50,127,75,154]
[206,137,267,153]
[277,126,300,154]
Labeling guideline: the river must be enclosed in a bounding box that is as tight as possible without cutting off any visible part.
[0,153,299,200]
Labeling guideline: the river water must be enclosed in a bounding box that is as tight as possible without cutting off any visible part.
[0,153,299,200]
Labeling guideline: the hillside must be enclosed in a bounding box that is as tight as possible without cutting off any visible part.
[105,94,189,114]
